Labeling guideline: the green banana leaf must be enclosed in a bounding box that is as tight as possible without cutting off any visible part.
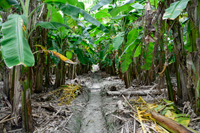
[35,21,71,30]
[120,28,139,73]
[113,32,124,50]
[163,0,189,20]
[141,42,154,70]
[1,14,35,68]
[44,0,67,4]
[131,3,144,10]
[51,11,64,24]
[110,3,134,17]
[90,0,112,11]
[134,44,141,57]
[125,0,135,4]
[45,1,108,33]
[95,9,111,21]
[75,48,86,65]
[147,0,158,8]
[60,4,109,33]
[0,0,18,9]
[45,0,85,10]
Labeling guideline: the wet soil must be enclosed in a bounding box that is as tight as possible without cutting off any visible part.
[66,72,124,133]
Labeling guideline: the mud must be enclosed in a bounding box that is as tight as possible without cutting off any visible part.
[67,72,124,133]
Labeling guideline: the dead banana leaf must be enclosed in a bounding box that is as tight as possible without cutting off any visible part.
[49,50,77,65]
[34,44,48,55]
[34,45,77,64]
[136,107,147,133]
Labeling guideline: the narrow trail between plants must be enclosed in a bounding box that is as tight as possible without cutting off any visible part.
[80,74,107,133]
[66,71,124,133]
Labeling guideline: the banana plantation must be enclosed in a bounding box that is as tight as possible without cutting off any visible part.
[0,0,200,132]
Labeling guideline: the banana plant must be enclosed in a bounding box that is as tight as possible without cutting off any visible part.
[0,0,36,131]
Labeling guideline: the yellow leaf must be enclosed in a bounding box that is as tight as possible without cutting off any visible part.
[136,107,146,133]
[111,35,115,39]
[147,103,157,110]
[50,50,77,64]
[165,110,175,120]
[34,45,48,55]
[137,96,146,104]
[34,44,47,50]
[175,116,190,127]
[22,23,26,32]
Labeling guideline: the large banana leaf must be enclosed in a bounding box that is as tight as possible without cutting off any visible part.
[60,4,109,33]
[90,0,112,11]
[110,3,134,17]
[35,21,71,30]
[120,28,139,73]
[95,9,111,22]
[163,0,189,20]
[45,0,85,9]
[113,32,124,50]
[44,1,108,32]
[125,0,135,4]
[1,14,35,68]
[141,42,154,70]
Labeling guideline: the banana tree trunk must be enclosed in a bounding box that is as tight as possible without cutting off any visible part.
[45,55,51,90]
[55,62,61,88]
[3,66,10,97]
[12,66,21,125]
[22,81,33,132]
[35,53,44,93]
[187,0,200,113]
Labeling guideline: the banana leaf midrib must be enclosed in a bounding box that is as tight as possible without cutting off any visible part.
[17,17,24,64]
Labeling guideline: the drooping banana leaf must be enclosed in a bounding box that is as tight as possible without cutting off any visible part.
[131,3,144,10]
[60,4,109,33]
[35,45,77,64]
[125,0,135,4]
[82,26,95,47]
[110,3,134,17]
[90,0,112,12]
[75,48,86,65]
[45,0,85,9]
[141,42,155,70]
[120,28,139,73]
[113,32,124,50]
[1,14,35,68]
[35,21,71,30]
[95,9,111,22]
[163,0,190,20]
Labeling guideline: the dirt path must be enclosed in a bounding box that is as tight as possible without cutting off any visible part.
[80,74,107,133]
[64,72,124,133]
[80,89,107,133]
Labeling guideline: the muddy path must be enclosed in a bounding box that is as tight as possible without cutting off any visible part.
[79,73,106,133]
[67,72,123,133]
[80,89,106,133]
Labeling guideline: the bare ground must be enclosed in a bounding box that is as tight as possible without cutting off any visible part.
[66,72,123,133]
[1,71,200,132]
